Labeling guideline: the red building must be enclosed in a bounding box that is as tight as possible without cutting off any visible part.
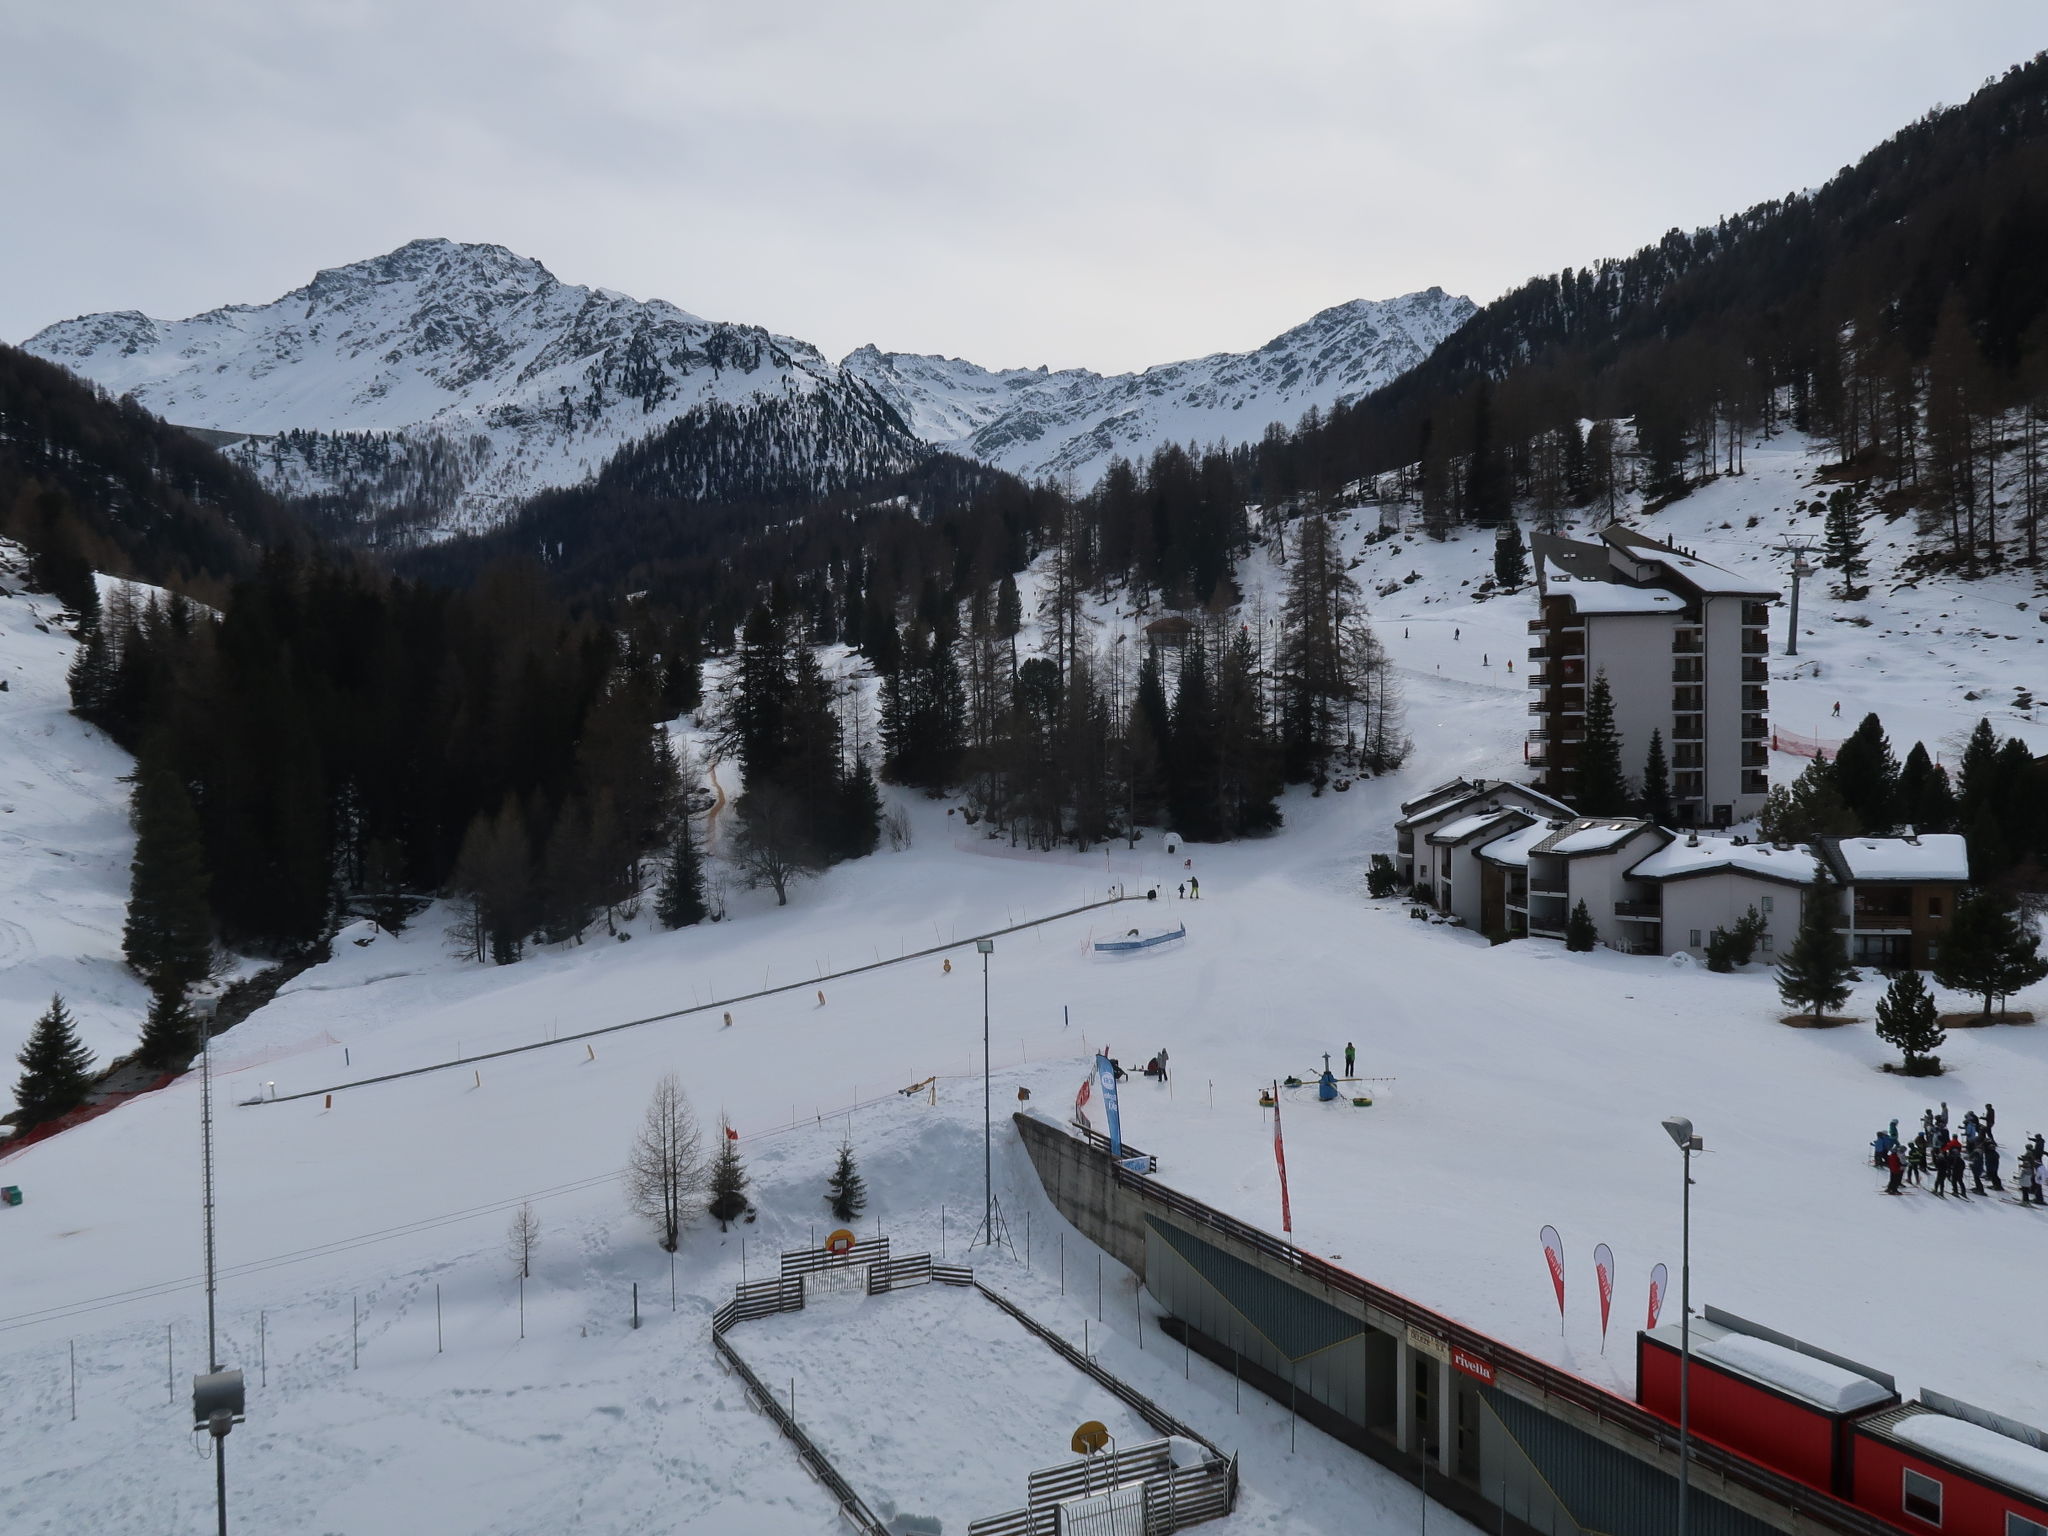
[1850,1403,2048,1536]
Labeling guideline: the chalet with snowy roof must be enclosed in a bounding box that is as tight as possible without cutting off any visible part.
[1817,832,1970,968]
[1522,817,1671,952]
[1529,526,1777,828]
[1394,778,1573,891]
[1422,807,1537,933]
[1628,833,1818,962]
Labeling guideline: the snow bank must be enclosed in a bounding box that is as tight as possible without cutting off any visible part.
[1894,1413,2048,1503]
[1694,1332,1891,1413]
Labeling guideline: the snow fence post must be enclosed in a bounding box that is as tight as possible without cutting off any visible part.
[631,1283,639,1330]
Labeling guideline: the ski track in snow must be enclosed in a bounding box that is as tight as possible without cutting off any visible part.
[8,435,2048,1528]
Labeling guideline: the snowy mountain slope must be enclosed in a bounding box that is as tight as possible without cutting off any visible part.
[844,288,1476,485]
[22,240,903,537]
[23,242,1472,533]
[0,548,153,1112]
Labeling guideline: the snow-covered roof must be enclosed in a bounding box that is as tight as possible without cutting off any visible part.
[1543,579,1686,616]
[1531,818,1659,857]
[1396,780,1574,831]
[1657,552,1779,598]
[1425,808,1528,846]
[1629,836,1818,885]
[1398,779,1481,821]
[1825,834,1970,884]
[1893,1412,2048,1503]
[1693,1332,1893,1414]
[1475,819,1556,869]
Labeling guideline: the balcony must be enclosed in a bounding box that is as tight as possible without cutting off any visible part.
[1743,687,1770,712]
[1742,658,1768,683]
[1743,743,1769,768]
[1846,916,1914,933]
[1743,602,1771,627]
[1672,633,1703,655]
[1528,881,1568,898]
[1741,632,1770,655]
[1742,714,1768,740]
[1673,720,1704,741]
[1673,660,1704,683]
[1614,900,1662,919]
[1742,769,1769,796]
[1528,618,1547,634]
[1527,700,1548,715]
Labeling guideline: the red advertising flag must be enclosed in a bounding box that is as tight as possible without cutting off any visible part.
[1648,1262,1669,1330]
[1074,1072,1095,1132]
[1539,1226,1565,1322]
[1272,1082,1293,1235]
[1593,1243,1615,1352]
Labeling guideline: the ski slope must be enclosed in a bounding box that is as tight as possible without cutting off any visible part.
[6,432,2048,1531]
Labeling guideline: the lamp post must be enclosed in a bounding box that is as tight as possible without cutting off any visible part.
[1662,1115,1702,1536]
[976,938,995,1244]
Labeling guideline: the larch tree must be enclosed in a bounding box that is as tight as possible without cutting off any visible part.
[626,1072,707,1253]
[507,1202,541,1278]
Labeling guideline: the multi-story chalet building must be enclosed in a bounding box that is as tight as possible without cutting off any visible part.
[1528,527,1777,828]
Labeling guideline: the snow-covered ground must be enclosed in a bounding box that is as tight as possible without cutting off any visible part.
[0,551,152,1104]
[7,431,2048,1531]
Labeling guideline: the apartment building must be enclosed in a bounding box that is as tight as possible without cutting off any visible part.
[1527,527,1777,827]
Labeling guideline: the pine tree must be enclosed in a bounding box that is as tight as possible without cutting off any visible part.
[1565,900,1598,952]
[12,994,95,1129]
[708,1132,749,1228]
[1276,513,1361,783]
[1641,729,1674,826]
[1574,673,1629,815]
[1896,742,1958,833]
[136,984,198,1071]
[1777,866,1855,1023]
[1758,754,1858,844]
[66,617,111,722]
[1493,520,1530,589]
[1832,713,1898,832]
[1366,854,1402,899]
[1935,891,2048,1021]
[122,758,212,994]
[655,816,707,929]
[1874,969,1945,1074]
[826,1141,867,1222]
[1822,488,1871,597]
[835,751,884,860]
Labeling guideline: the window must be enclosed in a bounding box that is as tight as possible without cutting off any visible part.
[2008,1514,2048,1536]
[1689,930,1702,949]
[1761,933,1774,953]
[1903,1468,1943,1525]
[1760,897,1774,913]
[1929,896,1944,918]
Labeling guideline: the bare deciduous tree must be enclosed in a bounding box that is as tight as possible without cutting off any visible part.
[729,788,825,907]
[625,1072,707,1251]
[507,1201,541,1278]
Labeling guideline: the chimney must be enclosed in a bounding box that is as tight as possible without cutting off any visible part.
[1903,824,1920,845]
[1686,832,1700,847]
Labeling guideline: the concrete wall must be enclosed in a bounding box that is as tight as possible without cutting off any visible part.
[1561,834,1665,951]
[1013,1110,1149,1273]
[1582,613,1675,793]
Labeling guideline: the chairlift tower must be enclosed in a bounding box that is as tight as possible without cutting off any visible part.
[971,938,1013,1255]
[1770,535,1821,657]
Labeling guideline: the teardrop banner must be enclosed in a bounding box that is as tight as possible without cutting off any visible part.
[1647,1262,1669,1330]
[1593,1244,1615,1353]
[1272,1081,1293,1235]
[1539,1225,1565,1326]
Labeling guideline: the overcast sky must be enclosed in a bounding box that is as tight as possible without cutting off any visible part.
[3,3,2042,374]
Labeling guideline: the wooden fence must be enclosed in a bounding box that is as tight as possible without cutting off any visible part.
[782,1236,891,1277]
[867,1254,931,1295]
[968,1437,1238,1536]
[711,1328,889,1536]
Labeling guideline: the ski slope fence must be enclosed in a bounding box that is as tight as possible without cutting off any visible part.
[1771,727,1845,760]
[252,893,1143,1107]
[712,1236,1234,1536]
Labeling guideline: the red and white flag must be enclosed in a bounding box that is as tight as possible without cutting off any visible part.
[1593,1244,1615,1351]
[1272,1082,1292,1235]
[1648,1262,1669,1330]
[1539,1226,1566,1322]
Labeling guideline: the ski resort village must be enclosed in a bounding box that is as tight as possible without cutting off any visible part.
[11,33,2048,1536]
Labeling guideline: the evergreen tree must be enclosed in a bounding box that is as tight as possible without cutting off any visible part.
[1705,906,1770,972]
[66,617,112,722]
[122,758,212,994]
[1934,891,2048,1021]
[1896,742,1958,833]
[1777,866,1855,1023]
[1640,729,1674,826]
[655,816,707,929]
[707,1131,749,1228]
[826,1141,867,1222]
[12,994,95,1129]
[1493,519,1530,589]
[136,984,198,1071]
[1874,969,1945,1074]
[1574,672,1630,815]
[1366,854,1401,898]
[1832,713,1898,831]
[1758,754,1859,844]
[1276,514,1361,782]
[835,751,884,861]
[1565,900,1598,952]
[1822,487,1871,597]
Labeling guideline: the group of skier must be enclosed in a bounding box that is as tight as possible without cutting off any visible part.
[1872,1102,2048,1205]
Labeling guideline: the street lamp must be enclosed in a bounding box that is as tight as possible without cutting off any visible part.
[1662,1115,1702,1536]
[972,938,1004,1249]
